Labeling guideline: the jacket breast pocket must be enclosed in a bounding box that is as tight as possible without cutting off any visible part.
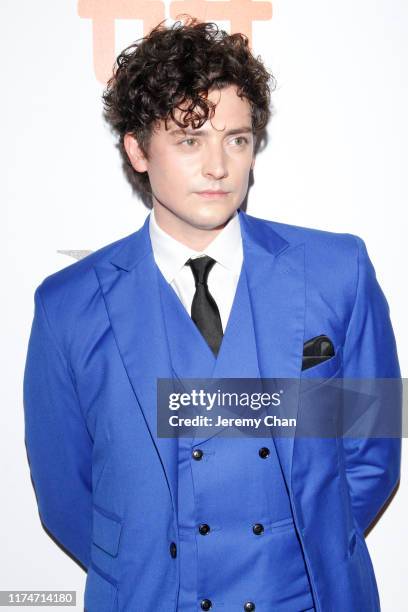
[298,346,343,436]
[300,345,342,391]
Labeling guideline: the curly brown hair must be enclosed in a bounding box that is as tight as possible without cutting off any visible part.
[102,15,276,204]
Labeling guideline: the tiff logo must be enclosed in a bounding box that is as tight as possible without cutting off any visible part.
[77,0,273,83]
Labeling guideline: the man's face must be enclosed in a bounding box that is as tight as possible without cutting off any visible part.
[125,84,256,235]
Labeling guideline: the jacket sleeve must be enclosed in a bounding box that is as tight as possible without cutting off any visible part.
[23,285,93,569]
[342,235,402,535]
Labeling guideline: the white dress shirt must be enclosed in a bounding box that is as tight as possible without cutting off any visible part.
[148,208,244,333]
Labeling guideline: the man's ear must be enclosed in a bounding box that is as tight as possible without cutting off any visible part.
[123,133,148,173]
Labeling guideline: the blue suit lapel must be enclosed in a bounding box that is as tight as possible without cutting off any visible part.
[93,217,179,516]
[94,209,305,502]
[238,210,306,485]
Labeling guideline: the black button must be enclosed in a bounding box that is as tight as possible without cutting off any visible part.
[169,541,177,558]
[199,523,210,535]
[258,447,270,458]
[244,602,255,611]
[192,449,203,460]
[252,523,264,535]
[201,599,212,610]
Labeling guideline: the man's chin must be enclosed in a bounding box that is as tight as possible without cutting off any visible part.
[189,207,237,230]
[188,215,233,231]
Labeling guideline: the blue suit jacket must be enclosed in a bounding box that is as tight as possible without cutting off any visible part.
[23,209,401,612]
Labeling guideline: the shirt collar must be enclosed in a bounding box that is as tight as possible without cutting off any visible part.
[149,208,243,284]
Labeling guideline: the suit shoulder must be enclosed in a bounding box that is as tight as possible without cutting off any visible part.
[30,227,143,349]
[252,213,363,258]
[29,225,147,358]
[36,229,138,300]
[247,214,364,310]
[250,215,367,327]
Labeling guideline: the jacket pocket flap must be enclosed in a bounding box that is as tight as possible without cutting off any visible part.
[92,505,122,557]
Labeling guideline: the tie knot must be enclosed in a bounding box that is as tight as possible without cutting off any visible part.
[186,255,216,286]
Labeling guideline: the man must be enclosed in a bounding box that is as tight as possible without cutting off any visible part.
[23,16,401,612]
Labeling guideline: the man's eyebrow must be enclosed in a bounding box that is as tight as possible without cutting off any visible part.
[168,126,253,137]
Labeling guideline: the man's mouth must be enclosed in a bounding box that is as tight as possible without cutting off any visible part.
[196,190,230,198]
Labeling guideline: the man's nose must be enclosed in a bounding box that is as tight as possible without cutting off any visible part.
[201,147,228,179]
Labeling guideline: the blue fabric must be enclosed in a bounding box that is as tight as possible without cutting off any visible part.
[23,209,401,612]
[158,264,314,610]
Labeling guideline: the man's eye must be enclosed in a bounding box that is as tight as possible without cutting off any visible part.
[232,137,248,146]
[180,138,198,146]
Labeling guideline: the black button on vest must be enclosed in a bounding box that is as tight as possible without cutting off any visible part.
[244,602,256,611]
[198,523,210,535]
[201,599,212,610]
[192,448,204,460]
[169,541,177,558]
[252,523,264,535]
[258,447,270,459]
[185,255,223,356]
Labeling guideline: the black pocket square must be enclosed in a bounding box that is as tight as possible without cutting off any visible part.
[302,334,335,371]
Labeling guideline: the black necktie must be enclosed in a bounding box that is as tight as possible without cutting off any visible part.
[185,255,223,356]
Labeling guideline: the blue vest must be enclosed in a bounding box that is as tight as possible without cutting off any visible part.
[158,259,315,612]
